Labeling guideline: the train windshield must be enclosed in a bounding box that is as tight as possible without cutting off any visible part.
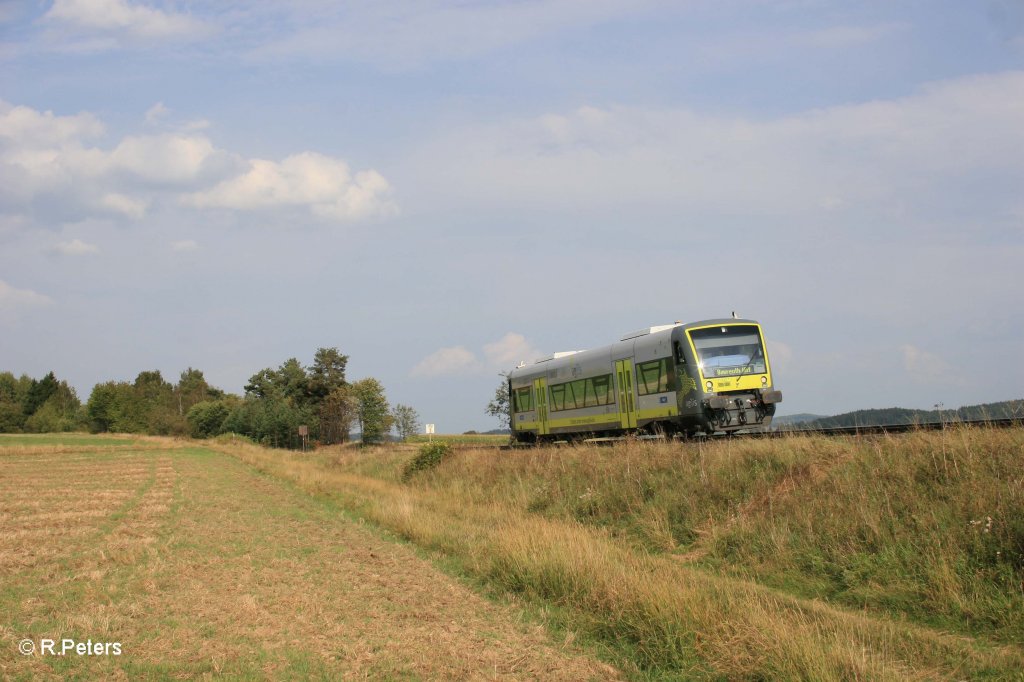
[688,325,767,379]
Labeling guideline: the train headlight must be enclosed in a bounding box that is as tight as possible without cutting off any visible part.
[705,381,713,392]
[761,376,768,385]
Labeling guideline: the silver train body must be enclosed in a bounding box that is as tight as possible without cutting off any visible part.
[508,318,782,442]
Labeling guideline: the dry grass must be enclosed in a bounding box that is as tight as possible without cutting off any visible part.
[0,437,617,680]
[211,427,1024,679]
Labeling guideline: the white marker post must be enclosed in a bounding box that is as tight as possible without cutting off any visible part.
[425,423,435,443]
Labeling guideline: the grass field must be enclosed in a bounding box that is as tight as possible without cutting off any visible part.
[0,433,143,447]
[0,435,617,680]
[406,433,509,446]
[3,429,1022,679]
[215,427,1024,680]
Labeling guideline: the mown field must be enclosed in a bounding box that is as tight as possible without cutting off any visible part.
[2,428,1022,679]
[0,434,616,680]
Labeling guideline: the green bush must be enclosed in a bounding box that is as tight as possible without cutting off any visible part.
[402,441,452,482]
[186,400,231,438]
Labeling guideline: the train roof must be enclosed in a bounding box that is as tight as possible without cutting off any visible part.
[509,317,762,377]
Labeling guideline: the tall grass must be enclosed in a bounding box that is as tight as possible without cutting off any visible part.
[215,426,1024,678]
[401,429,1024,643]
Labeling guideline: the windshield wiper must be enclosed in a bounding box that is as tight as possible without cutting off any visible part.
[735,350,761,378]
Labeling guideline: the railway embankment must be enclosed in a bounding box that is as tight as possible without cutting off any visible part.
[217,425,1024,679]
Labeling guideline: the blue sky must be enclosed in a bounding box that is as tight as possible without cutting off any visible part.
[2,0,1023,431]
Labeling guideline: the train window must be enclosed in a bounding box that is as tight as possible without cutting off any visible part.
[548,374,614,410]
[569,380,586,409]
[549,384,566,411]
[688,325,767,378]
[592,375,612,405]
[636,358,671,395]
[513,387,534,413]
[582,380,595,407]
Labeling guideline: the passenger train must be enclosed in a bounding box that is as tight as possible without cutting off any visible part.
[508,318,782,442]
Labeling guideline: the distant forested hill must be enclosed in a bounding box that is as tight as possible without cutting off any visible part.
[793,399,1023,430]
[773,413,827,426]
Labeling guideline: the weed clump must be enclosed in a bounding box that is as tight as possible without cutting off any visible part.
[212,432,257,446]
[403,441,452,482]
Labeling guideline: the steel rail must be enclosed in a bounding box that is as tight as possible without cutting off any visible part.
[773,416,1023,437]
[484,417,1024,450]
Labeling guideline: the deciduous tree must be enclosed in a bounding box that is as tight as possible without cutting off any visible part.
[26,381,81,432]
[176,367,218,416]
[319,384,357,445]
[352,378,392,444]
[392,404,420,442]
[485,372,511,430]
[186,400,231,438]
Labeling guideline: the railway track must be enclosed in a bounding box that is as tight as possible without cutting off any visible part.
[484,417,1024,450]
[773,416,1023,437]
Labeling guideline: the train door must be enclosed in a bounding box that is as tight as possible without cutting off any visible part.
[533,377,550,436]
[615,359,638,429]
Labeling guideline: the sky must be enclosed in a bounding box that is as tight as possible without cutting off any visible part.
[1,0,1023,432]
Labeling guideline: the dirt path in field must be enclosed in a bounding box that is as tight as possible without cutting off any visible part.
[0,442,620,680]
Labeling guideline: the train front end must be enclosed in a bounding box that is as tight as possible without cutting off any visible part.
[682,320,782,433]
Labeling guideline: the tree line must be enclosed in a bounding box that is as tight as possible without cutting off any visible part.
[0,347,421,447]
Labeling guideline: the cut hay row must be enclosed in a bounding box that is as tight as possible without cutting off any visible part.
[0,454,140,466]
[0,477,150,493]
[0,509,112,524]
[0,457,175,480]
[0,490,147,505]
[0,444,176,457]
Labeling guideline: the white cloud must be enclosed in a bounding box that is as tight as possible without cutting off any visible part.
[407,71,1024,220]
[692,21,909,67]
[901,344,953,383]
[411,346,481,378]
[145,101,169,124]
[170,239,198,252]
[50,238,99,255]
[798,22,909,49]
[109,133,233,185]
[413,333,542,377]
[45,0,211,40]
[0,280,53,313]
[183,119,210,132]
[0,102,233,221]
[766,340,793,372]
[100,192,148,218]
[185,152,396,222]
[253,0,659,68]
[0,101,104,146]
[143,103,210,133]
[0,101,394,227]
[483,332,543,368]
